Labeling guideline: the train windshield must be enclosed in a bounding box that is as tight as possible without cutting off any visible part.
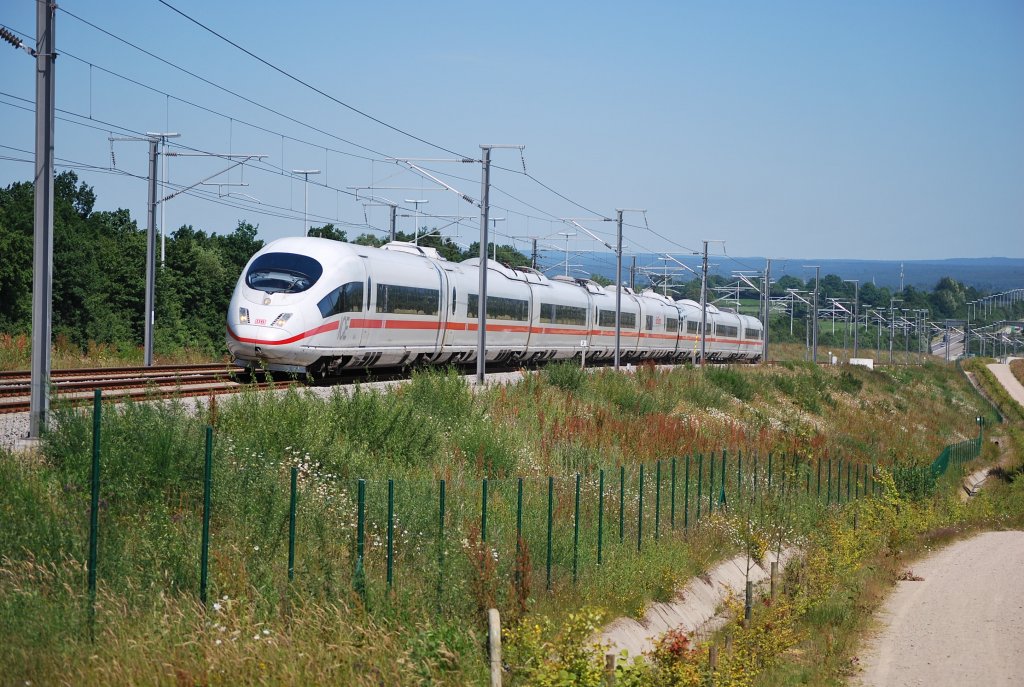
[245,252,324,294]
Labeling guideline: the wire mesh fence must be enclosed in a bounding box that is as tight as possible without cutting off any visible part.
[80,389,985,636]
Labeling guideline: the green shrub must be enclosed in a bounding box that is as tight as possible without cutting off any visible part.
[705,366,754,401]
[544,361,587,393]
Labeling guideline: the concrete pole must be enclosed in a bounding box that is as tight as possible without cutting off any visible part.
[699,240,709,367]
[763,259,771,363]
[531,238,538,270]
[29,1,57,438]
[389,204,397,242]
[890,300,896,364]
[853,281,859,359]
[812,267,820,363]
[476,146,492,384]
[144,139,158,367]
[614,210,623,371]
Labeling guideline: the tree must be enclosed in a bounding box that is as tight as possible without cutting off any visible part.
[353,233,384,248]
[773,275,803,295]
[466,242,530,268]
[307,223,347,242]
[0,180,34,331]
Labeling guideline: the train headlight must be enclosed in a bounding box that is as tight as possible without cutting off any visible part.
[271,313,292,328]
[239,307,250,324]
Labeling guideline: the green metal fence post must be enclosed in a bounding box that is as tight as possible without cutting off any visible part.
[684,454,691,530]
[481,478,488,544]
[598,469,605,565]
[671,457,677,530]
[855,463,860,500]
[387,478,394,590]
[87,389,101,640]
[355,478,366,602]
[696,454,703,522]
[200,426,213,607]
[573,473,580,584]
[655,461,661,540]
[847,461,852,502]
[827,459,833,506]
[817,459,822,500]
[709,452,715,514]
[547,476,554,591]
[837,458,842,504]
[767,451,774,494]
[288,467,298,582]
[720,451,727,506]
[638,464,645,552]
[516,477,523,556]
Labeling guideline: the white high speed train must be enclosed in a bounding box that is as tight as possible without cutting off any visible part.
[226,238,763,375]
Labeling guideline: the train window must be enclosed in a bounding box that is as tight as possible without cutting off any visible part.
[468,294,529,321]
[744,328,762,340]
[666,317,678,332]
[686,320,701,334]
[376,284,439,316]
[317,281,364,318]
[645,315,654,331]
[598,310,636,329]
[246,252,323,294]
[540,303,586,326]
[715,324,739,337]
[555,305,586,326]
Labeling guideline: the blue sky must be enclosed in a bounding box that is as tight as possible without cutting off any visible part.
[1,0,1022,266]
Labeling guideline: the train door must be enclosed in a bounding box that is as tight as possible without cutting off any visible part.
[333,258,370,350]
[430,262,451,358]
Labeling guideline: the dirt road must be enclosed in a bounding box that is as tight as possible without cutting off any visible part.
[855,530,1024,686]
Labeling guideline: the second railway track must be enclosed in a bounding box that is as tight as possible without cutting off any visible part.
[0,363,286,414]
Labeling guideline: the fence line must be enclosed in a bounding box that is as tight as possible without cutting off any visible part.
[80,389,986,636]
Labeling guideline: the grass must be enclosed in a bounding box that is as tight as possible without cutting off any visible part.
[0,360,1000,685]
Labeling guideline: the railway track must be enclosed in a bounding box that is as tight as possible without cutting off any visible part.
[0,363,283,414]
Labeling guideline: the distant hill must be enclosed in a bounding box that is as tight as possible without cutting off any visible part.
[539,253,1024,292]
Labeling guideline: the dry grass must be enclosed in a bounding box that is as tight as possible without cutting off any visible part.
[0,332,222,371]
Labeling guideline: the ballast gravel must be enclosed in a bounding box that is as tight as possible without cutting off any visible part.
[0,412,31,452]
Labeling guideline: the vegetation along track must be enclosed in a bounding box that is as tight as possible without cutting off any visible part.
[0,363,282,413]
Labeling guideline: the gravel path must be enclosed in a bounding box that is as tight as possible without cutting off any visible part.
[855,530,1024,686]
[987,360,1024,407]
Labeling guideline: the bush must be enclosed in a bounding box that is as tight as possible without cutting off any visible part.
[704,366,754,401]
[544,361,587,393]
